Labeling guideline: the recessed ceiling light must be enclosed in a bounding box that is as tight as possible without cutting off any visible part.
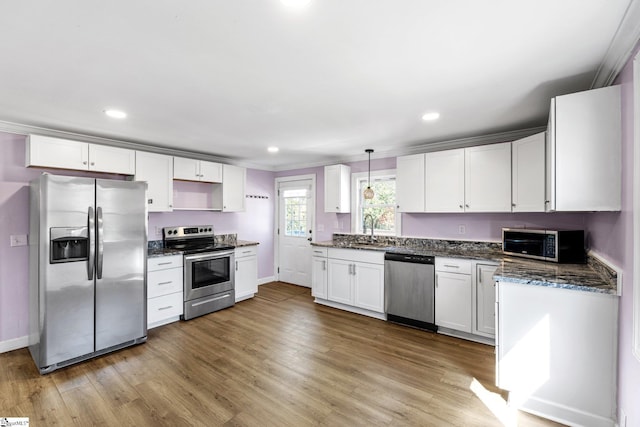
[104,109,127,119]
[422,112,440,121]
[268,146,279,153]
[281,0,311,9]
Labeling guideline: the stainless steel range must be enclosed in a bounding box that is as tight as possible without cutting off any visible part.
[163,225,235,320]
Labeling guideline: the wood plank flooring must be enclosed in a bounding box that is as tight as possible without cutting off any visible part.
[0,282,562,426]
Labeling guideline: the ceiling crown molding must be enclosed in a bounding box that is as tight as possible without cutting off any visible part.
[592,0,640,88]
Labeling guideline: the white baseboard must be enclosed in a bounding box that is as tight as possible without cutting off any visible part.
[258,276,275,285]
[518,395,615,427]
[0,335,29,353]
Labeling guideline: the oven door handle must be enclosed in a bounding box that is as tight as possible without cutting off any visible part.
[184,250,235,262]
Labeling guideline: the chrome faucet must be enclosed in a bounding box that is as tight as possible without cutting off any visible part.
[363,214,376,239]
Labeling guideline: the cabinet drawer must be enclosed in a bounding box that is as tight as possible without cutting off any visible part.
[235,246,258,258]
[148,255,183,271]
[148,267,183,298]
[312,247,328,257]
[148,292,183,325]
[435,257,471,274]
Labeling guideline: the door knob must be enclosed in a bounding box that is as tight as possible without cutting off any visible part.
[307,237,312,242]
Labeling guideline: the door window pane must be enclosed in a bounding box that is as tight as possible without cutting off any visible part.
[284,189,308,237]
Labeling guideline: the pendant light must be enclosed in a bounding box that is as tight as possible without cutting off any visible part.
[363,149,375,200]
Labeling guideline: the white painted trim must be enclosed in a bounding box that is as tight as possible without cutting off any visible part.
[258,276,276,286]
[591,0,640,88]
[0,335,29,353]
[273,174,317,283]
[349,169,401,236]
[632,49,640,362]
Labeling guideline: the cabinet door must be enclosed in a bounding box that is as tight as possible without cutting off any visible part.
[324,165,350,213]
[311,256,328,299]
[222,164,246,212]
[475,263,497,336]
[327,258,353,305]
[199,161,223,183]
[89,144,135,175]
[173,157,199,181]
[464,143,512,212]
[26,134,89,170]
[396,154,425,212]
[553,85,621,211]
[353,262,384,313]
[425,149,465,212]
[512,133,545,212]
[235,255,258,301]
[135,151,173,212]
[435,271,472,332]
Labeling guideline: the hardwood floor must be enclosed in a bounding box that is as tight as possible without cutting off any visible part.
[0,282,562,426]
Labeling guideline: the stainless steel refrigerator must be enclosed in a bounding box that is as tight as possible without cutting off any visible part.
[29,174,147,374]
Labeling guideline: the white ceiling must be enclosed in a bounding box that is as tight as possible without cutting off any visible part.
[0,0,636,170]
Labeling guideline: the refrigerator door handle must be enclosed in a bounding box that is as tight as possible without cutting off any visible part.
[88,206,95,280]
[97,206,104,279]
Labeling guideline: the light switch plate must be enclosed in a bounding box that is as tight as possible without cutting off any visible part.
[10,234,28,247]
[458,225,466,234]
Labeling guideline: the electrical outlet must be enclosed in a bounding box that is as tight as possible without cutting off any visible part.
[155,226,162,237]
[458,225,466,234]
[10,234,28,247]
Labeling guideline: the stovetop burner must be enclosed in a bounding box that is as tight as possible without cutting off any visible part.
[162,225,233,254]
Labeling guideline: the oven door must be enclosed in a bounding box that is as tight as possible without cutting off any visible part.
[184,250,235,301]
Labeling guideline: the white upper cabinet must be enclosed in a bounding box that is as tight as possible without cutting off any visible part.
[464,142,512,212]
[221,164,246,212]
[511,132,546,212]
[26,134,135,175]
[425,148,465,212]
[324,164,351,213]
[134,151,173,212]
[396,154,425,212]
[547,85,621,211]
[173,157,222,183]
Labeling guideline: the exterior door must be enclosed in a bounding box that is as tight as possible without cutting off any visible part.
[95,179,147,351]
[278,179,314,287]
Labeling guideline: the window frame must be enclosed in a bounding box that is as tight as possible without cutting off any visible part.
[350,169,401,236]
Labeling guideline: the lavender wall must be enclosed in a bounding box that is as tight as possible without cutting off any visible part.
[0,131,275,345]
[586,43,640,425]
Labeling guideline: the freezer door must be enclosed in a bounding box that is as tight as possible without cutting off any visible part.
[95,179,147,351]
[40,175,96,367]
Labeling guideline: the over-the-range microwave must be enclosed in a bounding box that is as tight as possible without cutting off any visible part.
[502,228,585,263]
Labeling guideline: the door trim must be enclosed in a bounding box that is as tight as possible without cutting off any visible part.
[274,174,316,282]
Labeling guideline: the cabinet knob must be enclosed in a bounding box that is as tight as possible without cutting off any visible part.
[336,207,340,211]
[512,203,516,207]
[465,204,469,208]
[397,205,400,209]
[90,162,95,166]
[148,199,153,204]
[83,161,87,165]
[459,204,463,209]
[544,200,550,204]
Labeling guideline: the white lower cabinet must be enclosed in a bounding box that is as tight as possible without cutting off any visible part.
[435,257,496,344]
[147,255,183,328]
[435,270,472,333]
[311,247,328,299]
[235,246,258,302]
[496,281,618,427]
[473,262,498,337]
[322,248,385,318]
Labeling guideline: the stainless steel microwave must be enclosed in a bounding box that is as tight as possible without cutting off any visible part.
[502,228,585,263]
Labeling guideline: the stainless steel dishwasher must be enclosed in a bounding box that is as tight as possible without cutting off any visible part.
[384,252,437,331]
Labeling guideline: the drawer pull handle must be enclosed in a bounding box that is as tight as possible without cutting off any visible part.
[158,305,173,311]
[158,281,172,286]
[192,294,231,307]
[157,262,172,266]
[242,251,252,254]
[444,264,459,268]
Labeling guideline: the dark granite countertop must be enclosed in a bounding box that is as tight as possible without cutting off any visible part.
[494,257,617,295]
[236,240,259,247]
[148,247,183,258]
[313,239,618,296]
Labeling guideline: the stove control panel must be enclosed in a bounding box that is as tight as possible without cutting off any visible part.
[163,225,214,239]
